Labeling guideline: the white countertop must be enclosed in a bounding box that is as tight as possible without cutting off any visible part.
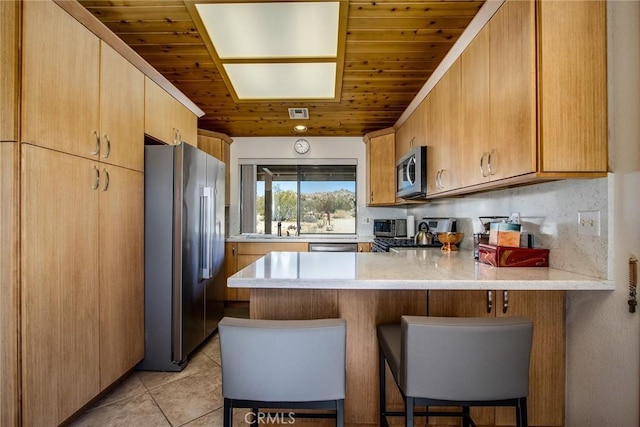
[228,250,614,290]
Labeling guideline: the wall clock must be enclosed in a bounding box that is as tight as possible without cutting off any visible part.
[294,138,310,154]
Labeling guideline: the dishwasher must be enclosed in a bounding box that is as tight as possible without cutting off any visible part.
[308,242,358,252]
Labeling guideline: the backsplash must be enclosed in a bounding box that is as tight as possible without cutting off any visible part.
[408,178,609,279]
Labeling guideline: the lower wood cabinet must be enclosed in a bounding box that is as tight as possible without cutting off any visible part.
[224,242,309,302]
[21,145,143,426]
[0,142,20,427]
[98,164,144,389]
[357,242,371,252]
[428,290,565,426]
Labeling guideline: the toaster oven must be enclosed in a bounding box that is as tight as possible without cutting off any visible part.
[373,219,407,238]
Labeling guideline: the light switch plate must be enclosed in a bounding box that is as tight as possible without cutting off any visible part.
[577,211,601,237]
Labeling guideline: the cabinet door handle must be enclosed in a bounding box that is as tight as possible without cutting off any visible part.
[488,149,496,176]
[406,157,416,185]
[487,290,493,313]
[91,131,100,155]
[102,135,111,158]
[232,245,236,256]
[370,191,374,203]
[410,136,415,148]
[502,290,509,314]
[480,152,488,177]
[92,165,100,190]
[437,169,445,189]
[102,168,110,191]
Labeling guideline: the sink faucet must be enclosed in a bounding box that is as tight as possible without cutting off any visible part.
[277,221,282,237]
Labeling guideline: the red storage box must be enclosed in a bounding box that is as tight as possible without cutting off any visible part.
[478,243,549,267]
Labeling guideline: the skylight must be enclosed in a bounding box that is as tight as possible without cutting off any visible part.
[190,1,345,101]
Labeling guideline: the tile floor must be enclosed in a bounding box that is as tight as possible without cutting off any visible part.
[70,308,252,427]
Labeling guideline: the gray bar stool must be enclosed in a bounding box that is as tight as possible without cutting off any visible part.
[218,317,346,427]
[377,316,533,427]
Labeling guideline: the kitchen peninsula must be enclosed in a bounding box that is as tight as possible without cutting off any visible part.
[228,250,611,426]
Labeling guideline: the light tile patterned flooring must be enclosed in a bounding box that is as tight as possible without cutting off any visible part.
[70,305,253,427]
[69,333,253,427]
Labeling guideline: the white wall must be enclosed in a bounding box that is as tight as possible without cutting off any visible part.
[564,2,639,425]
[227,136,407,237]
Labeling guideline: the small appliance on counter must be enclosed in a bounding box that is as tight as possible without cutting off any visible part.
[474,216,534,259]
[373,218,407,238]
[478,244,549,267]
[474,216,509,259]
[372,217,456,252]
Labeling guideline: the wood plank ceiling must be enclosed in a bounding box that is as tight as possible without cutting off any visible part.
[78,0,484,137]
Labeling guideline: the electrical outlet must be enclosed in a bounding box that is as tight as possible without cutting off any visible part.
[577,211,601,237]
[510,212,521,224]
[362,217,370,224]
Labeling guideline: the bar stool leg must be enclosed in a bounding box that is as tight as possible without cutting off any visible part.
[336,399,345,427]
[379,348,388,427]
[405,396,414,427]
[223,398,233,427]
[516,397,528,427]
[462,406,471,427]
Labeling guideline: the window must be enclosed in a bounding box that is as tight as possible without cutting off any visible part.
[240,163,357,235]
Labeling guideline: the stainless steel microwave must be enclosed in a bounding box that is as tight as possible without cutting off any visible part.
[396,146,426,199]
[373,219,407,238]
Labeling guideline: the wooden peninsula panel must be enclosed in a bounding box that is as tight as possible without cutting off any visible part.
[250,288,427,426]
[251,289,339,320]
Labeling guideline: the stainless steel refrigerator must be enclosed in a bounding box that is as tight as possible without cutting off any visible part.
[138,142,225,371]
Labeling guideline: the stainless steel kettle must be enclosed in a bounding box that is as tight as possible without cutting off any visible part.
[414,230,434,246]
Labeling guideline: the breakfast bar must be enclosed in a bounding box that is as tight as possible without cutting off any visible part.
[228,251,612,426]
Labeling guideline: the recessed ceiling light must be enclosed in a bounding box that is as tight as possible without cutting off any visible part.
[294,125,308,133]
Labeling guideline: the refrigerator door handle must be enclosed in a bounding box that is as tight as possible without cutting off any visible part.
[201,187,214,279]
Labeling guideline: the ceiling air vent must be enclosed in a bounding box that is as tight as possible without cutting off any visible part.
[288,108,309,119]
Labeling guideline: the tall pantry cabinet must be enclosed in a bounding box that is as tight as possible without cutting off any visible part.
[0,1,20,426]
[19,1,144,425]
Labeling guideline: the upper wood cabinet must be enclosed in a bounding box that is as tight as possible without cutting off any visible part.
[395,101,426,162]
[99,43,145,172]
[22,1,100,159]
[487,0,537,182]
[198,129,233,206]
[426,59,462,195]
[400,0,607,199]
[364,128,396,206]
[145,77,198,147]
[1,1,19,142]
[537,0,607,173]
[22,2,144,171]
[460,26,492,188]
